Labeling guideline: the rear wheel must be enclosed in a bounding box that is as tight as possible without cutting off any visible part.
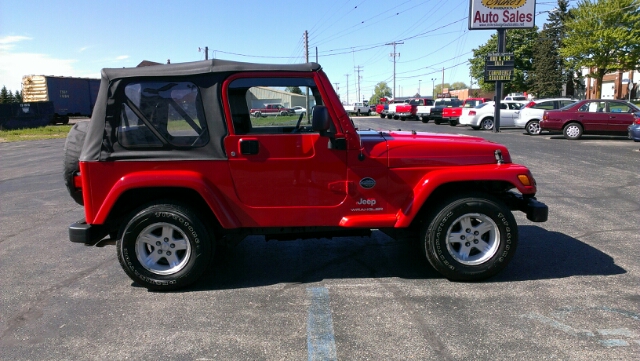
[380,114,386,119]
[563,122,583,140]
[421,116,430,123]
[449,119,458,127]
[421,193,518,281]
[526,120,541,135]
[117,202,213,291]
[480,117,494,130]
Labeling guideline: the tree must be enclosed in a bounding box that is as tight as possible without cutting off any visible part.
[531,0,570,97]
[434,83,451,95]
[14,90,22,103]
[469,28,539,94]
[451,82,468,90]
[368,81,392,104]
[0,86,11,103]
[560,0,640,98]
[285,86,303,95]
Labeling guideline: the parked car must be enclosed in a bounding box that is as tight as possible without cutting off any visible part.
[292,106,307,115]
[628,115,640,141]
[540,99,640,140]
[504,95,527,101]
[459,101,527,130]
[515,98,577,135]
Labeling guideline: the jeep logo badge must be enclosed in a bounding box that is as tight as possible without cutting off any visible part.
[359,177,376,189]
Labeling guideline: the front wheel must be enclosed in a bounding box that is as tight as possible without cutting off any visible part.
[449,119,458,127]
[380,113,386,119]
[117,202,213,291]
[421,193,518,281]
[421,116,430,123]
[526,120,541,135]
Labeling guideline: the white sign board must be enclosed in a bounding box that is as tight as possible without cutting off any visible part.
[469,0,536,29]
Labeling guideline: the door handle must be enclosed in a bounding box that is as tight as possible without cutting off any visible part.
[240,139,259,155]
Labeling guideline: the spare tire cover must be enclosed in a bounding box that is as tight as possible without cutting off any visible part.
[63,121,89,205]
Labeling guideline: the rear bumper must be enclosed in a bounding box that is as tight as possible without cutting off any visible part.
[69,219,109,245]
[504,192,548,222]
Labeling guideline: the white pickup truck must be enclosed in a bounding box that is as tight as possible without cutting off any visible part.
[343,102,370,116]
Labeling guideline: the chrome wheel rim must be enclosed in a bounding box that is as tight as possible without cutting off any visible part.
[566,125,580,138]
[446,213,500,265]
[482,119,494,130]
[135,222,191,275]
[527,121,540,134]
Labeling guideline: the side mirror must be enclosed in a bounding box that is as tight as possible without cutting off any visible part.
[312,105,330,135]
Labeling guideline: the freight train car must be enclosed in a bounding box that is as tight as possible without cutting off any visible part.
[22,75,100,124]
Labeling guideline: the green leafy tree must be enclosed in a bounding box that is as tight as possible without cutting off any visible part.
[368,81,392,104]
[560,0,640,98]
[451,82,468,90]
[434,83,451,95]
[285,86,303,95]
[469,28,539,94]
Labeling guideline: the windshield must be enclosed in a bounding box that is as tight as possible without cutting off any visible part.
[464,100,483,108]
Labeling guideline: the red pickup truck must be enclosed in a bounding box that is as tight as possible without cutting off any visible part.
[64,59,547,290]
[443,98,491,126]
[250,103,294,117]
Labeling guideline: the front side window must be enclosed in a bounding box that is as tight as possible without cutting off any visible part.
[578,101,607,113]
[227,77,321,134]
[117,81,208,148]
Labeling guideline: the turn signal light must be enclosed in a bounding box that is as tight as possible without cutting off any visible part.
[518,174,532,186]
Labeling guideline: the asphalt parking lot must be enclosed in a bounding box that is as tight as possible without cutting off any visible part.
[1,116,638,360]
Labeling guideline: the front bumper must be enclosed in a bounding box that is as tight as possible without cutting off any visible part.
[503,192,548,222]
[69,219,109,245]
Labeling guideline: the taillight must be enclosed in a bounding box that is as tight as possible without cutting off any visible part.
[469,111,476,116]
[524,101,536,108]
[543,113,548,120]
[634,114,640,125]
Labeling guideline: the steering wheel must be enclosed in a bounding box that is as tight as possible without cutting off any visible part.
[292,113,304,133]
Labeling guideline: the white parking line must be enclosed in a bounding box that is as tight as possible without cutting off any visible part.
[307,287,338,361]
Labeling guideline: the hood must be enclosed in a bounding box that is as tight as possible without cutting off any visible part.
[358,130,511,168]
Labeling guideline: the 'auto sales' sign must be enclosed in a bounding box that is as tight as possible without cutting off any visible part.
[469,0,536,29]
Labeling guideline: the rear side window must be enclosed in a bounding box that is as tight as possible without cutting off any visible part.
[532,101,555,110]
[117,81,208,148]
[609,102,634,113]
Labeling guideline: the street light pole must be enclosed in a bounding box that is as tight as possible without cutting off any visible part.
[431,78,437,97]
[418,79,422,96]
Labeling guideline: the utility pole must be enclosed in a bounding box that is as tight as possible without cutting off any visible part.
[441,67,445,95]
[198,47,209,60]
[345,74,350,104]
[431,78,436,97]
[304,31,310,122]
[386,41,403,98]
[354,66,363,103]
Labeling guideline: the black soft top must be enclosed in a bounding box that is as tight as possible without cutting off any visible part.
[102,59,321,80]
[81,60,322,162]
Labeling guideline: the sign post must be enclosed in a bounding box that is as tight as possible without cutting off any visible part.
[468,0,535,132]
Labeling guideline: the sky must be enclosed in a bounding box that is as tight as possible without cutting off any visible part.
[1,0,560,102]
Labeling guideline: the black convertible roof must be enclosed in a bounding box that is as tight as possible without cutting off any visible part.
[101,59,322,80]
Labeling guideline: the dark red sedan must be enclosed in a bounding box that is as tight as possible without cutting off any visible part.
[540,99,640,140]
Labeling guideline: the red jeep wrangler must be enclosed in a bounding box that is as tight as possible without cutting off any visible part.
[64,60,547,290]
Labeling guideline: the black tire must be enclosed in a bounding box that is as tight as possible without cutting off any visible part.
[380,113,386,119]
[480,117,494,130]
[387,114,394,119]
[525,120,541,135]
[421,193,518,281]
[449,119,458,127]
[117,202,213,291]
[434,119,441,125]
[393,115,400,120]
[471,125,481,130]
[356,110,360,116]
[63,121,89,205]
[421,117,430,123]
[400,117,406,121]
[365,111,371,116]
[563,122,583,140]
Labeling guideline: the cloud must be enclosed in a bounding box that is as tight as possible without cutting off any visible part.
[116,55,129,61]
[0,35,32,51]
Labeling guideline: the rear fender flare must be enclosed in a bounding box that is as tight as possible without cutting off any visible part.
[91,170,241,229]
